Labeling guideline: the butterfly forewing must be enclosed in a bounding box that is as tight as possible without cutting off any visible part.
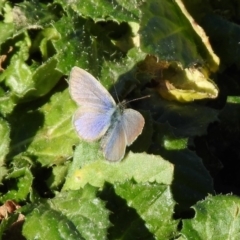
[73,107,114,141]
[69,67,116,111]
[122,109,145,145]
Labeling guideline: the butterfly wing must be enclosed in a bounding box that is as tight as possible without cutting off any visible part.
[69,66,116,111]
[73,107,115,141]
[101,118,127,162]
[101,108,145,161]
[69,67,116,141]
[121,109,145,145]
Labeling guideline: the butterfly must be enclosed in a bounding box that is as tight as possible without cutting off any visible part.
[69,66,145,162]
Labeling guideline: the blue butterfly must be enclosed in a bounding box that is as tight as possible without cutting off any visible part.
[69,67,145,161]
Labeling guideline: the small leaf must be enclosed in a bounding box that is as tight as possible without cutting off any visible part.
[157,63,218,102]
[0,118,10,182]
[0,167,33,203]
[3,54,62,102]
[0,22,14,45]
[0,87,16,116]
[0,2,14,44]
[24,57,63,100]
[0,118,10,165]
[45,164,69,190]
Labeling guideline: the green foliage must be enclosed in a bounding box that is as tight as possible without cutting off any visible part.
[0,0,240,239]
[0,118,10,166]
[0,212,20,239]
[63,150,174,190]
[182,195,240,240]
[22,185,109,240]
[0,167,33,202]
[115,181,178,239]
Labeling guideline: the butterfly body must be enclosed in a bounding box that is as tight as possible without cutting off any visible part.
[69,67,144,162]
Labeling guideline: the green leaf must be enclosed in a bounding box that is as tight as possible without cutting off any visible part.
[0,22,14,44]
[0,167,33,203]
[37,27,60,60]
[0,2,14,44]
[45,164,69,190]
[0,118,10,165]
[0,212,20,240]
[149,121,214,209]
[53,13,124,75]
[1,32,31,99]
[201,13,240,67]
[141,90,219,138]
[8,89,78,166]
[100,47,147,97]
[23,57,63,100]
[23,205,84,240]
[12,0,59,32]
[182,195,240,240]
[64,150,174,190]
[3,54,62,102]
[115,181,178,239]
[139,0,219,69]
[22,185,110,240]
[155,148,214,210]
[55,0,140,23]
[0,87,16,116]
[227,96,240,104]
[0,118,10,182]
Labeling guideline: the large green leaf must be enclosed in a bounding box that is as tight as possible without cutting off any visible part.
[141,89,219,138]
[182,195,240,240]
[64,149,174,190]
[53,13,124,75]
[7,89,78,166]
[139,0,219,69]
[55,0,140,23]
[115,181,178,239]
[22,185,110,240]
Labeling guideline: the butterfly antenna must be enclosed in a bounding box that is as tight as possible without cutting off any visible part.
[126,95,150,104]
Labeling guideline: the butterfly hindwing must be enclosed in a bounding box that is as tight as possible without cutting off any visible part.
[101,117,127,162]
[100,108,145,161]
[121,109,145,145]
